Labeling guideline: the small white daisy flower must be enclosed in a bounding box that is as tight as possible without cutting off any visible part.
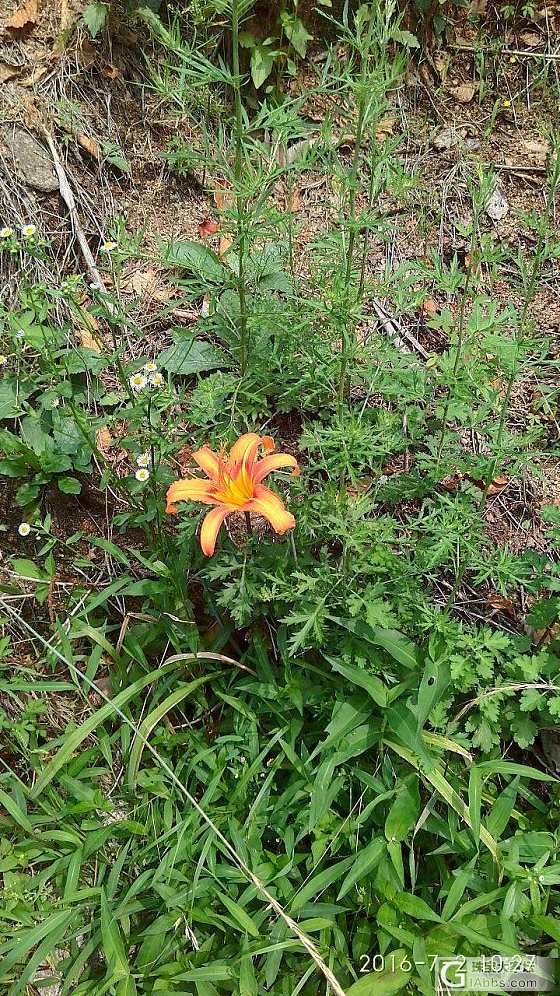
[18,522,31,537]
[129,372,147,391]
[0,226,14,239]
[21,224,36,238]
[135,468,150,483]
[100,239,117,252]
[144,361,158,373]
[148,372,164,388]
[136,452,150,467]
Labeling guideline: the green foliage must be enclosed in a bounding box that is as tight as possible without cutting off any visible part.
[1,2,560,993]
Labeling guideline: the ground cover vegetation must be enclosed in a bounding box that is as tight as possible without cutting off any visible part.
[0,0,559,993]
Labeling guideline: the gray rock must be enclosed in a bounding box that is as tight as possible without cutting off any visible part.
[1,126,58,193]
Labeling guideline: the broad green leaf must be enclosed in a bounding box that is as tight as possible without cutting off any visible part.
[218,893,260,938]
[82,1,108,37]
[58,476,82,495]
[329,658,387,707]
[338,839,385,899]
[384,774,420,842]
[159,332,229,376]
[394,891,441,922]
[0,787,32,831]
[163,240,224,281]
[290,856,354,911]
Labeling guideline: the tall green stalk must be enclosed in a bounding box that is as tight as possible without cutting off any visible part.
[231,0,249,375]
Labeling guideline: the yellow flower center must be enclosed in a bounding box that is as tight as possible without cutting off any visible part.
[214,460,254,507]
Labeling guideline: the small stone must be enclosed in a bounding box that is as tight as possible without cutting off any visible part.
[432,126,467,151]
[1,126,58,193]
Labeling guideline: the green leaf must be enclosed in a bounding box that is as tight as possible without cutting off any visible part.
[0,380,23,419]
[58,476,82,495]
[476,760,557,783]
[100,888,129,979]
[394,891,442,922]
[250,44,276,89]
[391,27,420,47]
[468,766,482,848]
[31,659,195,797]
[0,786,32,831]
[329,658,387,707]
[280,12,313,58]
[159,332,229,376]
[127,674,220,788]
[218,893,260,938]
[337,838,385,899]
[384,774,420,842]
[82,1,108,37]
[163,240,224,281]
[347,949,412,996]
[290,856,354,911]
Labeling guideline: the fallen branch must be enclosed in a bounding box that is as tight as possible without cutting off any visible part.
[371,298,429,360]
[43,130,109,296]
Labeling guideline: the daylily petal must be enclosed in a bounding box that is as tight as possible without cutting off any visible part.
[226,432,262,477]
[252,453,300,485]
[166,478,217,513]
[192,445,221,481]
[262,436,275,453]
[200,506,230,556]
[247,485,295,535]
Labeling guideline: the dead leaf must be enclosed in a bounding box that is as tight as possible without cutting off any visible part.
[433,50,449,81]
[0,61,21,82]
[487,473,510,495]
[487,592,514,611]
[485,183,509,222]
[199,217,219,237]
[5,0,38,32]
[519,30,541,46]
[286,185,301,212]
[78,326,102,353]
[376,116,395,141]
[421,297,438,317]
[449,83,475,104]
[96,426,112,452]
[213,187,234,257]
[77,133,101,160]
[102,64,121,79]
[121,268,158,296]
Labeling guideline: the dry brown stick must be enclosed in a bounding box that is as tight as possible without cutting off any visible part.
[451,43,560,60]
[371,298,429,360]
[43,130,109,294]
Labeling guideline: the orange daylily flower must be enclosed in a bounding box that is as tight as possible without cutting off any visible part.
[166,433,300,556]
